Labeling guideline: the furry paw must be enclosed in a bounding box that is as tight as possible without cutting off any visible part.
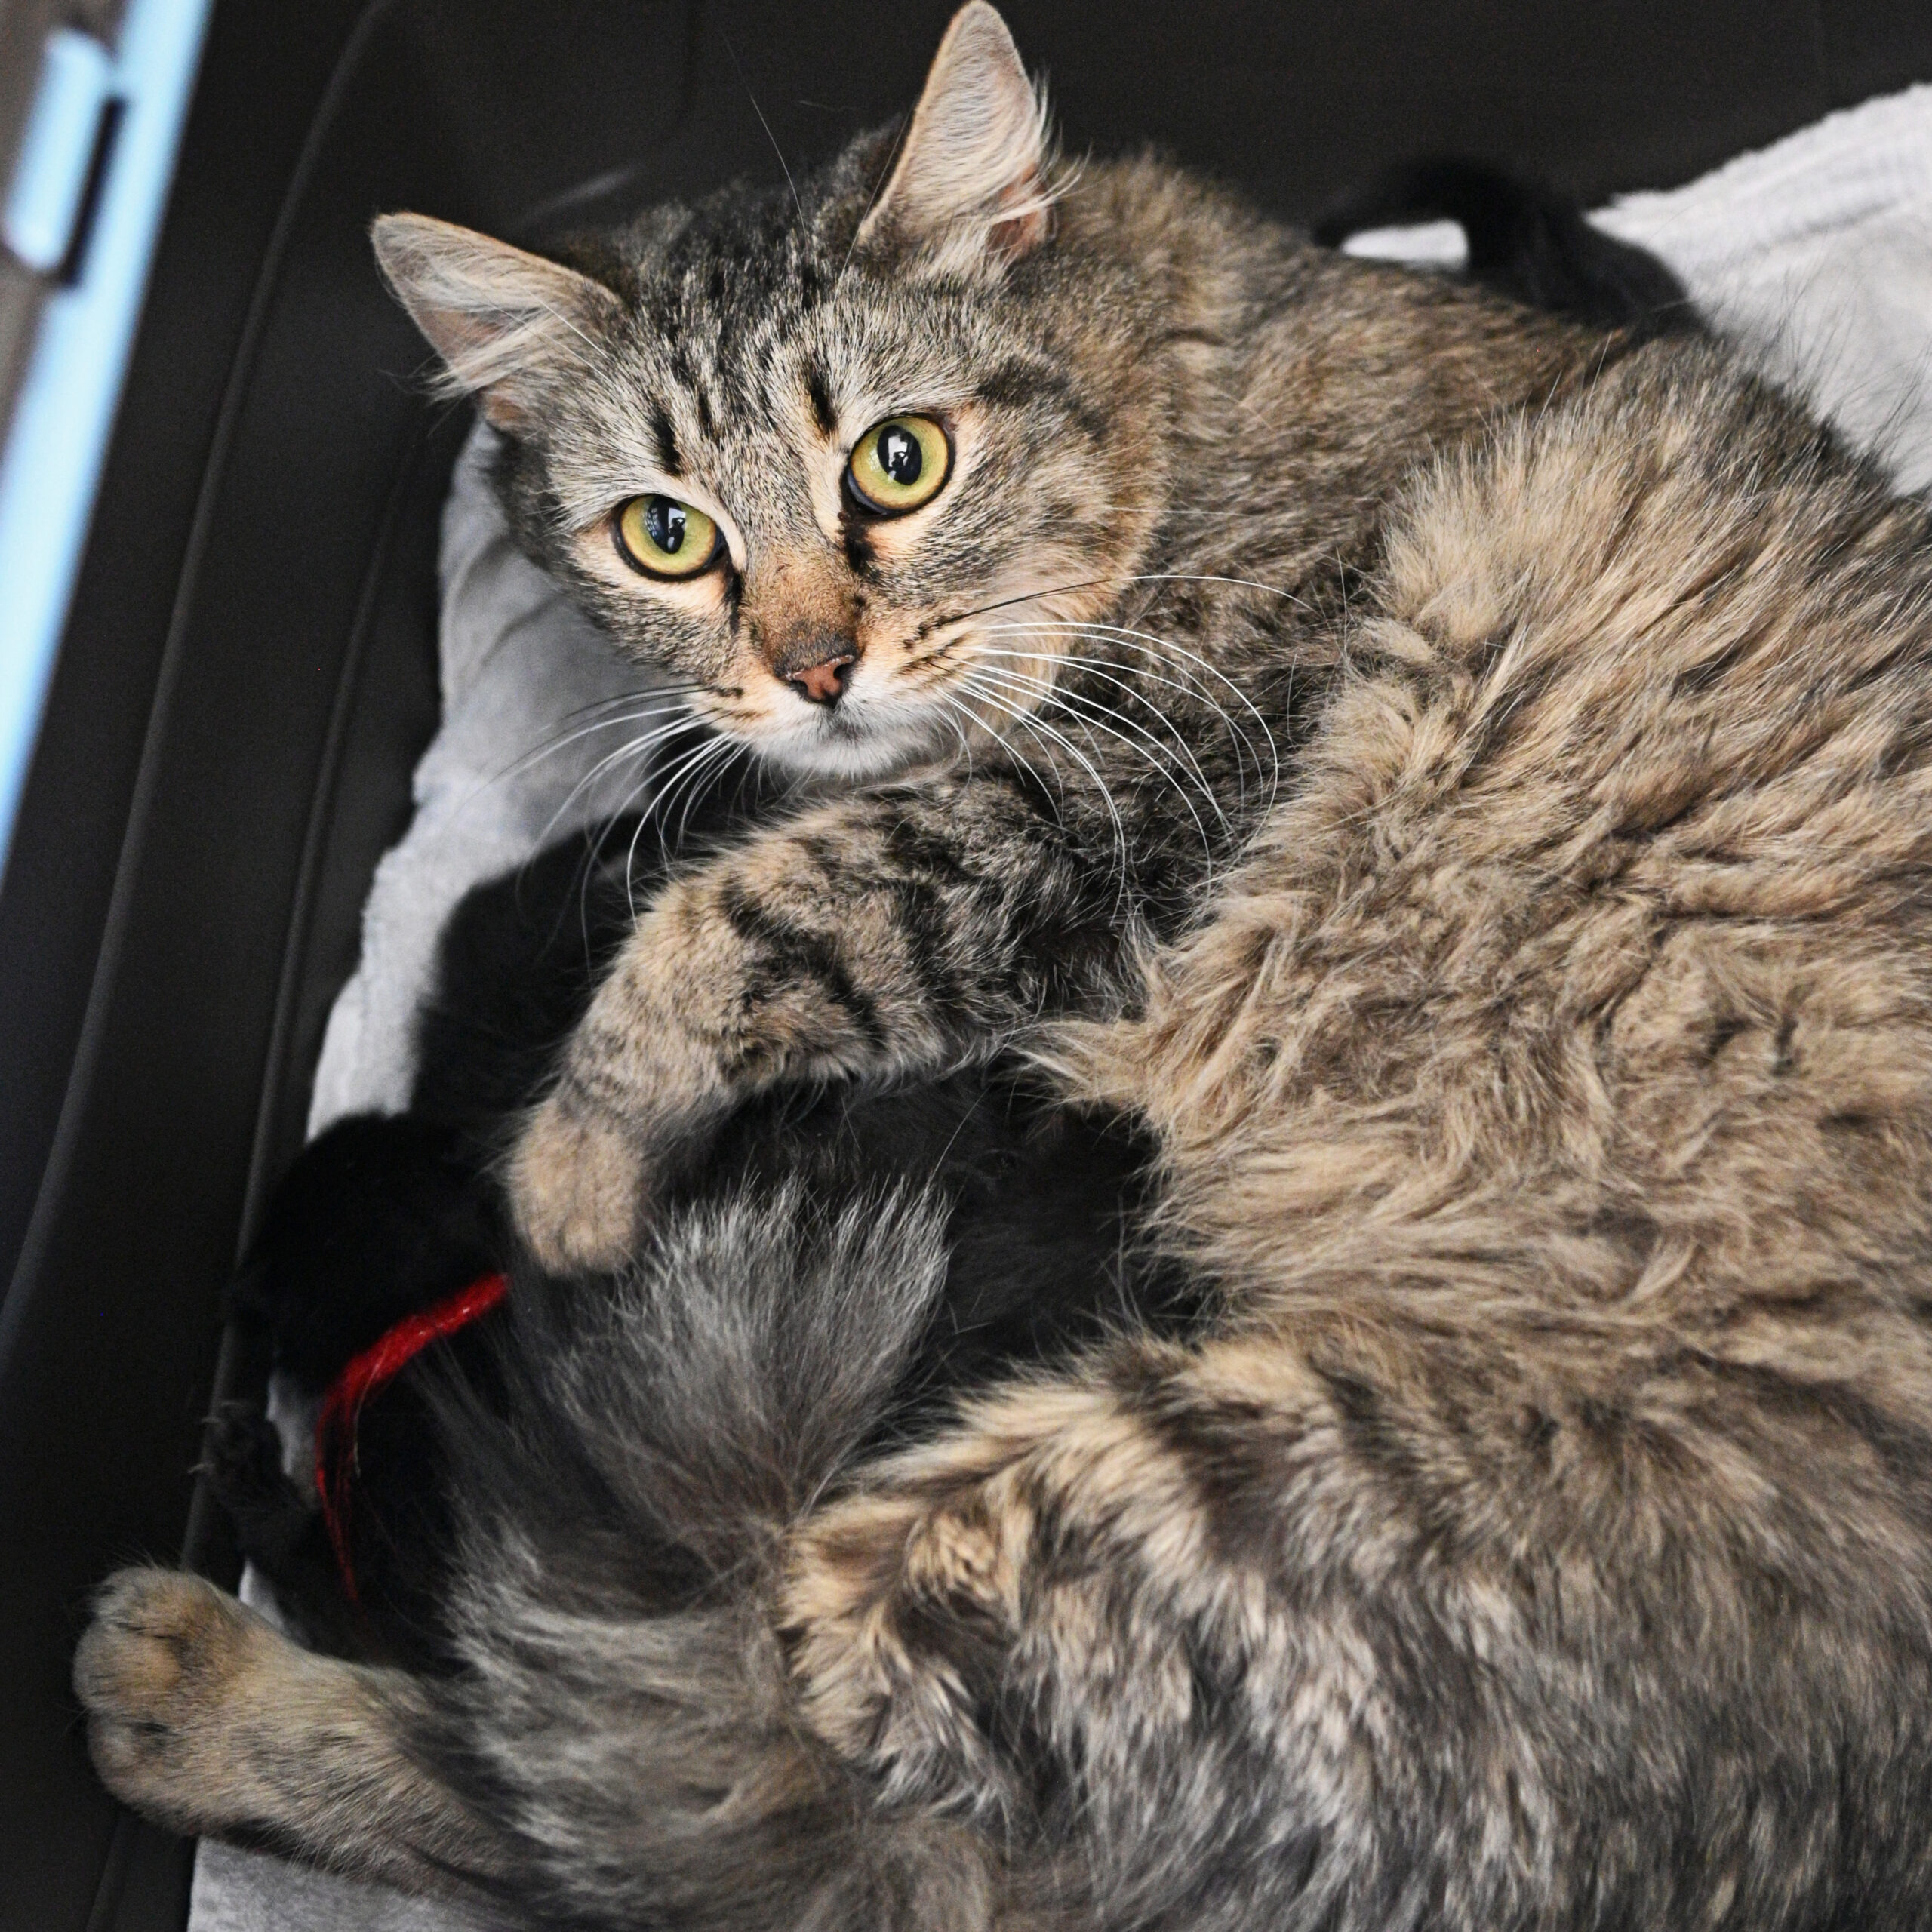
[509,1092,649,1274]
[73,1567,263,1833]
[202,1402,317,1573]
[203,1401,296,1512]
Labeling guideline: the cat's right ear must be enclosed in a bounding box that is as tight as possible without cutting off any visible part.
[370,213,620,431]
[854,3,1054,272]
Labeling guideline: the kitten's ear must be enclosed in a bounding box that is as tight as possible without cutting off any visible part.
[371,213,620,431]
[855,3,1053,272]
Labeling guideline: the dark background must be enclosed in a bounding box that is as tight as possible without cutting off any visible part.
[2,2,1929,1925]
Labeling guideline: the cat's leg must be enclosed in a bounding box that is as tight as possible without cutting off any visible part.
[511,776,1113,1270]
[74,1567,504,1893]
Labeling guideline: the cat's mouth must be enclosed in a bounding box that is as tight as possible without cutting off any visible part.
[737,678,958,780]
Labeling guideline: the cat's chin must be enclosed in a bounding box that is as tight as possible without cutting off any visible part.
[749,707,946,782]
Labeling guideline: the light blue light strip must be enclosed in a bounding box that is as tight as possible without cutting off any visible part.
[0,0,214,884]
[4,29,115,273]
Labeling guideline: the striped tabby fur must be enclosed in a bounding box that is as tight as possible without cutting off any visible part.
[76,7,1932,1927]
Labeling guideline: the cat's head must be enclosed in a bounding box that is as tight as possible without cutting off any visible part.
[373,3,1168,779]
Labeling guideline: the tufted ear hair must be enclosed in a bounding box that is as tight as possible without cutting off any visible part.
[370,212,623,431]
[854,3,1054,272]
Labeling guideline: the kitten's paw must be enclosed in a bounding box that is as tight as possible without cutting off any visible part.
[203,1403,317,1573]
[203,1401,294,1511]
[74,1567,260,1830]
[509,1092,648,1274]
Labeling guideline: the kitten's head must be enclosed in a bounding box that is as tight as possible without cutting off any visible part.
[374,4,1168,779]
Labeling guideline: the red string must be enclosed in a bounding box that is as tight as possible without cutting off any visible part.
[314,1271,508,1604]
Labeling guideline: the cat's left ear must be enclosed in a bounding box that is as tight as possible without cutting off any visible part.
[371,212,623,432]
[855,3,1054,272]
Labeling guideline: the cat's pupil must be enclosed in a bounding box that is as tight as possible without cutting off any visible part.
[646,497,686,554]
[880,426,921,486]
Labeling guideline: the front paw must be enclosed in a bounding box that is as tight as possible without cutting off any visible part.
[509,1092,650,1274]
[74,1567,261,1832]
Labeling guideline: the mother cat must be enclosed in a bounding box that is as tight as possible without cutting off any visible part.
[75,7,1932,1927]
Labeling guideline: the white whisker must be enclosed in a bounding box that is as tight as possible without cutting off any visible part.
[947,689,1066,822]
[528,714,711,856]
[623,734,740,912]
[673,737,749,853]
[1001,617,1284,806]
[964,663,1220,860]
[957,672,1130,905]
[979,621,1280,808]
[971,644,1233,817]
[1126,569,1315,614]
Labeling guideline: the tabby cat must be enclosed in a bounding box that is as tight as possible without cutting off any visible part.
[75,7,1932,1927]
[375,4,1620,1278]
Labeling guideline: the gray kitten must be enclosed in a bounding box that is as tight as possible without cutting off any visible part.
[76,7,1932,1928]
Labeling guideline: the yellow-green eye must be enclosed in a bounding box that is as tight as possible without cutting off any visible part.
[614,494,721,579]
[847,415,951,515]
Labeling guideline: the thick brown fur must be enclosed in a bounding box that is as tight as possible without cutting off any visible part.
[75,7,1932,1928]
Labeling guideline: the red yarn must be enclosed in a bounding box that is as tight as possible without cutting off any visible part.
[314,1271,508,1604]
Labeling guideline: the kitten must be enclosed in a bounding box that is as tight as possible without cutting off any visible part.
[78,6,1932,1927]
[211,800,1186,1666]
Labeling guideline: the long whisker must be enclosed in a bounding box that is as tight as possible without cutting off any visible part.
[529,714,711,855]
[574,725,718,903]
[839,108,910,278]
[964,663,1220,860]
[1026,617,1279,749]
[568,747,691,934]
[983,624,1278,811]
[971,645,1233,819]
[938,577,1117,626]
[1125,569,1316,614]
[438,695,695,839]
[575,727,724,912]
[648,731,738,844]
[956,672,1131,906]
[945,688,1064,823]
[995,617,1283,805]
[546,679,703,721]
[624,734,740,913]
[964,681,1106,876]
[503,697,699,782]
[720,23,802,226]
[970,660,1223,825]
[977,635,1257,811]
[934,694,977,786]
[645,737,723,868]
[673,737,750,854]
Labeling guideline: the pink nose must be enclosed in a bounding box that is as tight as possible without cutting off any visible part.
[786,653,856,706]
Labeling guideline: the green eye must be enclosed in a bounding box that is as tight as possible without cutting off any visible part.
[847,415,951,515]
[614,494,721,579]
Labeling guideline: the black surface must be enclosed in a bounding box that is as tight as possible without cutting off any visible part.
[2,2,1930,1927]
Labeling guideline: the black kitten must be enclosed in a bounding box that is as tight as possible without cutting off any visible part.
[212,787,1189,1666]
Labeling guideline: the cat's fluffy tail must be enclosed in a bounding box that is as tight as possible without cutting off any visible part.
[414,1180,1003,1930]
